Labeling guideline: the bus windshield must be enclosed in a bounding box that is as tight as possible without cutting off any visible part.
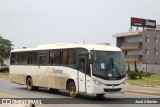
[91,50,126,80]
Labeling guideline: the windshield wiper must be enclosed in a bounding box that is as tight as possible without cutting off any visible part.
[112,64,122,77]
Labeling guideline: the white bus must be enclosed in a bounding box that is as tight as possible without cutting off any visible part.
[10,43,126,97]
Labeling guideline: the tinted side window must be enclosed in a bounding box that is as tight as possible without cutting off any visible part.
[20,52,28,64]
[78,57,86,73]
[62,50,76,65]
[10,53,15,64]
[11,52,37,65]
[78,55,90,75]
[32,52,37,64]
[15,53,20,64]
[39,56,47,65]
[28,52,37,65]
[50,50,61,65]
[62,51,68,64]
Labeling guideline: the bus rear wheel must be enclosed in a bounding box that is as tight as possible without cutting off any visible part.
[26,77,38,91]
[68,81,79,97]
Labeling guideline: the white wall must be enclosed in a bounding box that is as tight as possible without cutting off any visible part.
[142,64,160,74]
[127,62,143,71]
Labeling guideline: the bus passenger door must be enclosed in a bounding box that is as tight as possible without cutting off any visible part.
[78,55,87,92]
[38,52,49,87]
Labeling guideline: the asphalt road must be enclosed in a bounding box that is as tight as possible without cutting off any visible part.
[0,80,160,107]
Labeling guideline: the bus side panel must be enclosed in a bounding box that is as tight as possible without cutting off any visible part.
[23,66,39,86]
[38,66,48,87]
[47,77,56,89]
[19,74,27,85]
[85,75,94,94]
[10,65,78,91]
[10,73,20,84]
[32,75,39,87]
[10,65,39,86]
[10,65,20,84]
[54,77,67,89]
[38,66,69,90]
[40,76,68,90]
[46,66,77,90]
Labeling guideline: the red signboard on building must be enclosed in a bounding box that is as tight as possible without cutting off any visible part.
[131,17,156,29]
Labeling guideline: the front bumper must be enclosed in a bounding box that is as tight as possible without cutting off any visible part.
[92,82,126,94]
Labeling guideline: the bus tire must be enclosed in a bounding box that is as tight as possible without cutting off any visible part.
[68,81,79,97]
[26,77,38,91]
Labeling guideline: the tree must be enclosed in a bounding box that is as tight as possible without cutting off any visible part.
[0,36,13,64]
[134,60,138,73]
[127,63,130,75]
[127,62,139,79]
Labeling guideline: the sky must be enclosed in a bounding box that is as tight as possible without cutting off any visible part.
[0,0,160,49]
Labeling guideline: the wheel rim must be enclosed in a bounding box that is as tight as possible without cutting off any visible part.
[27,79,32,89]
[28,81,31,87]
[69,84,76,96]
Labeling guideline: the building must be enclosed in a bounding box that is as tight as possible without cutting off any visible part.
[157,25,160,29]
[113,28,160,74]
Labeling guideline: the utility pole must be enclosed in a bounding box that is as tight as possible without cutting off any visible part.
[83,39,85,44]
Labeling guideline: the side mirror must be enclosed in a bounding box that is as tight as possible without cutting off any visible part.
[89,53,93,64]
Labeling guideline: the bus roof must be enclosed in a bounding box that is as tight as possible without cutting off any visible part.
[11,43,122,52]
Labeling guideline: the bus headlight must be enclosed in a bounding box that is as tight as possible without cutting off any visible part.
[122,81,126,85]
[93,79,102,85]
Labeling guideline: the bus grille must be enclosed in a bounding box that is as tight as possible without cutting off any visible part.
[105,84,120,86]
[104,88,121,92]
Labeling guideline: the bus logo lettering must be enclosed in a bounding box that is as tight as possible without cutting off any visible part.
[53,68,63,74]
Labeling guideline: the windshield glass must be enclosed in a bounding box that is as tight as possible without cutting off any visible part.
[91,51,126,80]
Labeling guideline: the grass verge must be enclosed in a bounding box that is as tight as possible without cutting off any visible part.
[127,75,160,87]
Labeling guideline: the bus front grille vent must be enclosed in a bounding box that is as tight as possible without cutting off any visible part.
[104,88,121,92]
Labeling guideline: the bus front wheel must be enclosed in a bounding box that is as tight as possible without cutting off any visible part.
[68,81,79,97]
[26,77,38,91]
